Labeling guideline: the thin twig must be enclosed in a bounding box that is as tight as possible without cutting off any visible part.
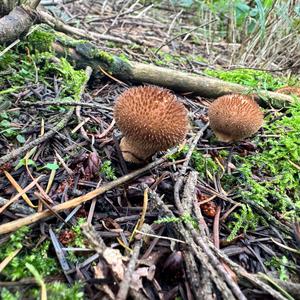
[116,224,151,300]
[21,101,113,111]
[174,123,209,214]
[0,148,178,234]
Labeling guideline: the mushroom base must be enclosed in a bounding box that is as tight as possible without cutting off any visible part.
[119,137,157,164]
[213,131,235,143]
[212,125,261,143]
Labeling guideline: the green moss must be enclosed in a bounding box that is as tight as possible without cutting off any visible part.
[101,160,117,181]
[27,28,55,53]
[73,41,132,77]
[45,281,84,300]
[97,50,114,64]
[24,25,132,80]
[265,256,294,281]
[51,27,87,49]
[152,49,186,66]
[0,288,20,300]
[1,282,84,300]
[118,53,130,63]
[106,41,117,48]
[0,36,88,104]
[73,218,86,248]
[0,227,58,281]
[167,144,189,160]
[190,54,208,63]
[227,204,261,241]
[223,101,300,239]
[53,58,87,100]
[167,145,220,179]
[204,68,298,90]
[292,18,300,33]
[236,103,300,217]
[155,213,198,228]
[192,151,220,178]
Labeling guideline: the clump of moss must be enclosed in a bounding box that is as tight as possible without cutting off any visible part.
[265,256,295,281]
[32,281,84,300]
[1,288,20,300]
[227,204,262,241]
[101,160,117,181]
[0,53,86,100]
[53,58,87,100]
[191,150,220,179]
[236,102,300,217]
[27,28,55,53]
[167,145,220,179]
[0,39,87,148]
[221,102,300,239]
[204,68,298,90]
[1,282,84,300]
[0,227,58,281]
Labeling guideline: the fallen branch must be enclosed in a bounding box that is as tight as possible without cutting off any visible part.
[0,149,175,235]
[36,8,132,45]
[21,101,113,111]
[46,29,294,108]
[211,244,290,300]
[258,276,300,300]
[152,190,236,299]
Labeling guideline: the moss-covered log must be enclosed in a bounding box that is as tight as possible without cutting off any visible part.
[31,26,295,107]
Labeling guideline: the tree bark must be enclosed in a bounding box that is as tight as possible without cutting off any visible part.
[0,6,34,43]
[0,0,40,43]
[0,0,19,16]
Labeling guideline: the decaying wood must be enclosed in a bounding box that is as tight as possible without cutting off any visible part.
[49,32,294,108]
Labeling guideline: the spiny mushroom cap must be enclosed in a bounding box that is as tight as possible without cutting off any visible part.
[275,86,300,97]
[208,94,263,142]
[114,86,188,162]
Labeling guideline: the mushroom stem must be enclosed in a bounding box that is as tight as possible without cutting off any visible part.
[119,137,157,164]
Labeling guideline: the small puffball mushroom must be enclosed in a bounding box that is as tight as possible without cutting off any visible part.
[275,86,300,97]
[208,94,263,142]
[114,86,189,163]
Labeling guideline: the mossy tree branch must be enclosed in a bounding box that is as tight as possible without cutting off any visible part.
[47,29,293,108]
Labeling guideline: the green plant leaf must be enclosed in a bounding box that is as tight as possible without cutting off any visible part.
[44,163,59,171]
[0,119,10,128]
[16,134,26,144]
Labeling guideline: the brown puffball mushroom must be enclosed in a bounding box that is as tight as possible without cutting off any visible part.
[208,94,263,142]
[275,86,300,97]
[114,86,189,163]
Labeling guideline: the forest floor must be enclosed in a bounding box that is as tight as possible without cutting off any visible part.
[0,1,299,300]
